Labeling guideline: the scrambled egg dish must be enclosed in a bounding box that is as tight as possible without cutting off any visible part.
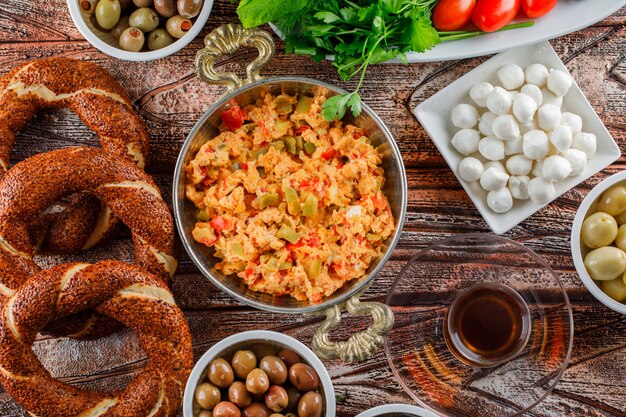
[186,92,395,302]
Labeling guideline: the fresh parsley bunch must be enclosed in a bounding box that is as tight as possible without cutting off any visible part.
[238,0,441,121]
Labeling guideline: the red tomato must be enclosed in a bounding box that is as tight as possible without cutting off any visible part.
[220,104,246,131]
[472,0,521,32]
[210,216,230,231]
[522,0,557,18]
[432,0,476,31]
[294,125,310,135]
[321,149,336,160]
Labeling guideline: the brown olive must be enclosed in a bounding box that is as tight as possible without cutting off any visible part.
[259,356,287,385]
[242,403,272,417]
[228,381,252,408]
[277,349,301,368]
[198,411,213,417]
[285,388,301,413]
[213,401,241,417]
[118,27,144,51]
[208,358,235,389]
[154,0,177,17]
[288,363,319,391]
[297,392,322,417]
[246,368,270,395]
[111,15,130,39]
[133,0,152,6]
[232,350,257,379]
[264,385,288,412]
[250,344,276,360]
[166,14,192,38]
[195,382,221,410]
[177,0,202,18]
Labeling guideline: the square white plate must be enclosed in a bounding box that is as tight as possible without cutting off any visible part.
[415,42,621,235]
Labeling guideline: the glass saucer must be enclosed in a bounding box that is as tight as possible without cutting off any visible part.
[384,234,573,417]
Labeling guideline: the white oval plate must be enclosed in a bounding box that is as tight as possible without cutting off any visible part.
[356,404,440,417]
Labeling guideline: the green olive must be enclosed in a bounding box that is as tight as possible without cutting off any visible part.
[129,7,159,32]
[177,0,203,18]
[584,246,626,281]
[166,14,193,38]
[154,0,178,17]
[79,0,99,16]
[581,212,618,249]
[95,0,121,29]
[147,28,174,50]
[119,27,145,52]
[111,15,129,39]
[615,224,626,252]
[89,14,111,32]
[133,0,152,6]
[615,212,626,226]
[601,275,626,302]
[597,185,626,216]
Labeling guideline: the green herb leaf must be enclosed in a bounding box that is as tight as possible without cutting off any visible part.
[403,15,441,53]
[322,93,354,121]
[237,0,307,28]
[314,11,343,23]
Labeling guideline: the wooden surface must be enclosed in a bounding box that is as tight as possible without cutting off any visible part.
[1,1,625,416]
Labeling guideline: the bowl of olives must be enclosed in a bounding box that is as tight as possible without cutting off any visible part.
[67,0,213,61]
[184,330,335,417]
[355,404,440,417]
[572,171,626,314]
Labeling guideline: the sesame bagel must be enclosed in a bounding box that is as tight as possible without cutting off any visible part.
[0,260,193,417]
[0,146,177,338]
[0,57,150,253]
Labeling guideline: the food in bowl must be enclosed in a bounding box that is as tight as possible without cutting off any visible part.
[184,91,395,302]
[193,342,323,417]
[579,182,626,303]
[78,0,203,52]
[450,62,596,213]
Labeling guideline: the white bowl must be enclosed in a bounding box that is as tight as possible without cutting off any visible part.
[356,404,440,417]
[67,0,214,61]
[571,171,626,315]
[183,330,336,417]
[415,41,621,235]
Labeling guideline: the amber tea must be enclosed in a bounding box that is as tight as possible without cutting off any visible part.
[444,282,531,367]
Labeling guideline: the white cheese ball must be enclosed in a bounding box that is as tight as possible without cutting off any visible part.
[563,149,587,176]
[541,88,563,108]
[505,136,523,156]
[484,160,506,172]
[524,63,549,87]
[470,82,494,108]
[528,177,556,204]
[538,104,562,131]
[519,120,538,134]
[509,175,530,200]
[542,155,572,182]
[492,115,520,140]
[452,103,479,129]
[523,130,549,160]
[532,159,544,177]
[520,84,543,107]
[480,167,509,191]
[451,128,480,156]
[458,157,484,182]
[547,69,573,97]
[560,112,583,134]
[487,87,513,115]
[512,93,538,123]
[550,124,573,153]
[498,64,525,90]
[479,136,506,161]
[572,132,597,158]
[506,154,533,175]
[479,112,498,136]
[488,188,514,213]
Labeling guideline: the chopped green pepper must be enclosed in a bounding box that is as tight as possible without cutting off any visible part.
[295,95,313,114]
[284,136,297,154]
[196,210,211,221]
[284,186,301,215]
[279,261,293,270]
[274,120,292,136]
[366,233,381,242]
[231,243,245,257]
[275,96,293,115]
[304,142,316,155]
[259,193,279,209]
[271,140,285,151]
[231,162,240,170]
[305,258,322,280]
[265,257,279,273]
[252,146,269,159]
[277,224,301,244]
[302,194,318,217]
[296,136,303,153]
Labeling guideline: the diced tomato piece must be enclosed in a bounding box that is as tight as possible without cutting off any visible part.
[307,234,321,247]
[321,149,336,160]
[294,125,311,135]
[240,162,248,170]
[245,268,254,278]
[286,241,304,251]
[210,216,230,231]
[220,103,246,131]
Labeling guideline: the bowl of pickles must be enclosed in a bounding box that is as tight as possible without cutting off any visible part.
[67,0,213,61]
[572,171,626,314]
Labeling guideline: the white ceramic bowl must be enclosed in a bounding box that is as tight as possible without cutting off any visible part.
[67,0,214,61]
[415,41,620,235]
[571,171,626,315]
[183,330,336,417]
[356,404,440,417]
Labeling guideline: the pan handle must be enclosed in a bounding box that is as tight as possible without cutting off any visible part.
[195,23,275,91]
[312,288,394,362]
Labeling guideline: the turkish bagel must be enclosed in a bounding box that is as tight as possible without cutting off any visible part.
[0,57,150,253]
